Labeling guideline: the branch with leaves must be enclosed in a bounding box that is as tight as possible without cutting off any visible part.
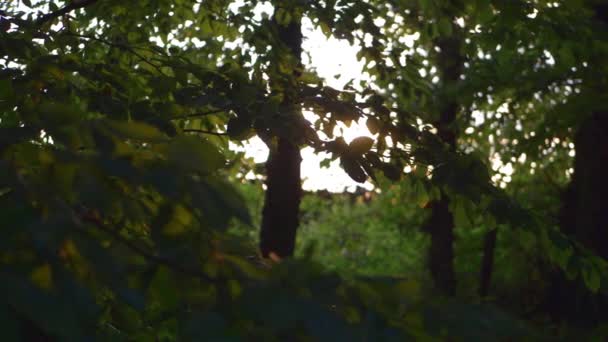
[35,0,99,26]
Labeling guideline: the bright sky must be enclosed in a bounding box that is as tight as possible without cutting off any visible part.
[235,17,377,193]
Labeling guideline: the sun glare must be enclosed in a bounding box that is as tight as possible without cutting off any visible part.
[235,17,377,192]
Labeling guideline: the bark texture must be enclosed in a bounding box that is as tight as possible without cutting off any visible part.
[478,228,498,298]
[260,138,302,258]
[423,34,463,296]
[259,11,303,258]
[560,112,608,259]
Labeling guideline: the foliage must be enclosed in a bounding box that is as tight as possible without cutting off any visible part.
[296,185,427,277]
[1,0,607,340]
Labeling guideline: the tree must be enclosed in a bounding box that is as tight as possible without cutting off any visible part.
[341,0,473,295]
[259,2,304,258]
[443,0,608,321]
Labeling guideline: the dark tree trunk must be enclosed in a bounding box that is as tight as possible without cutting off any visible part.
[425,198,456,295]
[560,112,608,259]
[545,3,608,324]
[478,228,498,298]
[543,111,608,325]
[260,138,302,258]
[423,33,463,296]
[259,9,303,258]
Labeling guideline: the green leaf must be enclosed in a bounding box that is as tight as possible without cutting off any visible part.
[0,273,85,340]
[167,135,225,173]
[73,236,145,311]
[275,8,292,26]
[0,79,14,103]
[226,116,253,140]
[582,262,601,293]
[452,200,473,228]
[206,177,252,225]
[148,266,180,310]
[411,181,429,208]
[105,120,167,143]
[438,17,453,36]
[201,19,213,36]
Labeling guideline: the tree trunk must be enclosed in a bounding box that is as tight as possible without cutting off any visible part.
[547,3,608,324]
[425,198,456,295]
[478,228,498,298]
[423,33,463,296]
[541,112,608,325]
[560,112,608,259]
[259,9,303,258]
[260,138,302,258]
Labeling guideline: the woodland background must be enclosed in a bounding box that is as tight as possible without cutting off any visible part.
[1,0,608,340]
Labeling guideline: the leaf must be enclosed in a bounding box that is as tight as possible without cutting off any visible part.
[452,200,473,228]
[546,229,571,253]
[105,120,167,143]
[326,137,348,156]
[148,266,180,310]
[73,236,145,311]
[0,79,14,103]
[162,204,193,237]
[168,135,225,174]
[274,8,292,26]
[382,163,401,181]
[226,116,253,140]
[0,273,84,340]
[223,254,266,279]
[38,102,82,127]
[395,280,421,297]
[360,158,377,182]
[30,264,53,290]
[438,17,453,36]
[206,177,252,225]
[396,122,419,141]
[341,156,367,183]
[582,262,601,293]
[366,117,380,135]
[348,136,374,155]
[411,181,429,208]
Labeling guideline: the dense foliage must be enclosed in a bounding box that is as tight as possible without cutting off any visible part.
[1,0,607,340]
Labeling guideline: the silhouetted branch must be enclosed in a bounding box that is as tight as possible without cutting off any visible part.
[183,129,228,136]
[36,0,99,26]
[171,109,228,120]
[66,33,168,76]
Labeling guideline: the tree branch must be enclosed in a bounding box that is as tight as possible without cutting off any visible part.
[183,129,228,136]
[36,0,99,26]
[77,211,215,282]
[170,108,228,120]
[66,32,168,76]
